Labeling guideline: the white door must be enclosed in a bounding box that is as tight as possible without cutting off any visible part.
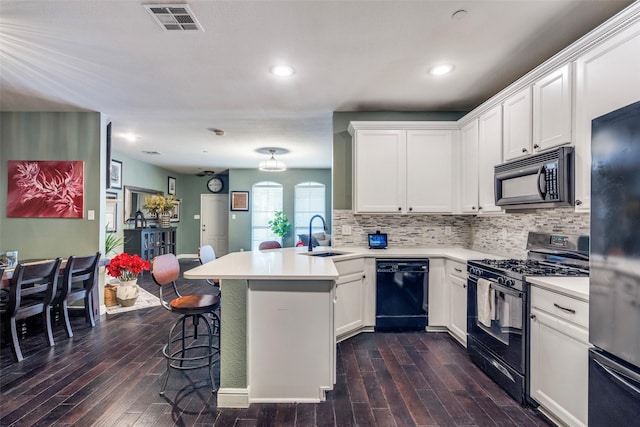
[200,194,229,257]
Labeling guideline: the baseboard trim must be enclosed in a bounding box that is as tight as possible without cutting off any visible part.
[217,388,250,408]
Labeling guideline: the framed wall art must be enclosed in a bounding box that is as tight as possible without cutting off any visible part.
[110,159,122,190]
[231,191,249,211]
[7,160,85,218]
[106,191,118,232]
[168,176,176,195]
[170,199,181,222]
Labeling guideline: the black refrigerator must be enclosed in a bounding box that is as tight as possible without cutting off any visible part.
[589,99,640,426]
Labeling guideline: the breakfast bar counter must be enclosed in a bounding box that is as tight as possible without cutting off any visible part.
[184,247,340,407]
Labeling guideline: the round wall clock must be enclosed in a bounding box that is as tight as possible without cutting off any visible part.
[207,177,224,193]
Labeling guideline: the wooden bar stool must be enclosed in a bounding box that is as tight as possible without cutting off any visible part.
[151,253,220,395]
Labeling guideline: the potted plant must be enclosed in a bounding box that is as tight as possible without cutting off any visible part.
[268,211,292,244]
[143,194,175,227]
[105,253,150,307]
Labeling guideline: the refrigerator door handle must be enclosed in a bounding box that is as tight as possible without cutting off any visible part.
[593,359,640,396]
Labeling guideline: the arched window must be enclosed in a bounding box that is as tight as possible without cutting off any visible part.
[251,181,283,250]
[294,182,326,242]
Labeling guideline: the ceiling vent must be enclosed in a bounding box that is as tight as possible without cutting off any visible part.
[144,4,204,31]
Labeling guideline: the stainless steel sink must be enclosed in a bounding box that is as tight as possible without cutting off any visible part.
[305,251,348,257]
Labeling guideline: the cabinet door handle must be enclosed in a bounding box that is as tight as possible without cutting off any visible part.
[530,314,536,320]
[472,206,476,210]
[478,206,483,210]
[533,144,540,149]
[463,284,467,288]
[409,207,413,211]
[553,303,576,314]
[522,148,528,153]
[575,200,583,206]
[398,207,402,211]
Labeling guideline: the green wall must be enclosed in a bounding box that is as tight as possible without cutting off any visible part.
[0,112,105,259]
[107,153,231,255]
[332,111,467,210]
[228,169,332,252]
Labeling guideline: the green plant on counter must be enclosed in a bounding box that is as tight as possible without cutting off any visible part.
[105,227,126,256]
[268,211,292,238]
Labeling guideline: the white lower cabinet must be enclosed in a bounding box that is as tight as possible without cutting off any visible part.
[529,286,590,427]
[428,258,448,328]
[446,260,467,346]
[334,258,366,341]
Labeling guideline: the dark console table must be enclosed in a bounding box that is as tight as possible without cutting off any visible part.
[124,227,176,261]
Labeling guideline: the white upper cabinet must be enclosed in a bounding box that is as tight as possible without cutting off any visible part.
[503,86,533,161]
[350,122,456,214]
[406,129,454,213]
[352,129,405,213]
[533,63,573,152]
[477,105,503,213]
[574,23,640,213]
[460,119,479,213]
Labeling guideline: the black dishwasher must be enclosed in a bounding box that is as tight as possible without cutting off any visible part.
[375,259,429,331]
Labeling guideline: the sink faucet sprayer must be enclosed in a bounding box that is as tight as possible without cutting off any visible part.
[308,215,327,252]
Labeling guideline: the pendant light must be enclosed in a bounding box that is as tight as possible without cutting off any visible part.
[259,148,287,172]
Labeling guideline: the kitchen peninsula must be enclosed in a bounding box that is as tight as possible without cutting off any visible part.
[184,245,500,408]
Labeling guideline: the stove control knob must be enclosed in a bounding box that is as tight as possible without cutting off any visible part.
[506,279,515,287]
[498,277,505,285]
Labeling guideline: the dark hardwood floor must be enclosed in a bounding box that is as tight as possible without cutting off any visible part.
[1,259,552,426]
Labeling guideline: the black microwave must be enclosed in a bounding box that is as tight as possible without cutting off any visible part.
[494,146,574,210]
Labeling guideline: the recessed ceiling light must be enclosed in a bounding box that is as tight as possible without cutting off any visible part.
[429,64,454,76]
[118,132,139,142]
[270,65,295,77]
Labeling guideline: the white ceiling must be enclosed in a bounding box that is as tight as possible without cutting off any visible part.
[0,0,634,175]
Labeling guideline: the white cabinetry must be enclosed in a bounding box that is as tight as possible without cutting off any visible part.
[446,260,467,346]
[503,87,533,161]
[533,63,573,151]
[477,105,503,213]
[529,285,590,427]
[574,23,640,212]
[249,280,334,402]
[460,120,479,213]
[349,122,456,214]
[334,258,366,341]
[427,258,448,328]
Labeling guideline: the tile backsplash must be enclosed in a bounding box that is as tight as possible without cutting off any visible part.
[332,208,590,259]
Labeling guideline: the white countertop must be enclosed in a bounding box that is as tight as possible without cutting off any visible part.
[183,245,502,281]
[526,276,590,301]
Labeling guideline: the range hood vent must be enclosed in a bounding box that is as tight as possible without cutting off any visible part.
[144,4,203,31]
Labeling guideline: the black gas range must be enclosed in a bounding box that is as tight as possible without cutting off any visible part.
[466,232,589,406]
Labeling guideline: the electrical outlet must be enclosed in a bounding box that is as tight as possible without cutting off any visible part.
[194,214,200,220]
[501,228,508,239]
[87,210,95,220]
[342,225,352,235]
[445,226,452,235]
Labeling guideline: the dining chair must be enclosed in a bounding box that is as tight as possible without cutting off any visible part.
[258,241,282,250]
[151,253,221,395]
[54,252,101,338]
[1,258,62,362]
[197,245,219,287]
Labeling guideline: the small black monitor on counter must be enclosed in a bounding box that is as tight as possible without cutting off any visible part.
[368,232,388,249]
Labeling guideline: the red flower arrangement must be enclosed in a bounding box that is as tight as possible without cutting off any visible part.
[106,253,150,281]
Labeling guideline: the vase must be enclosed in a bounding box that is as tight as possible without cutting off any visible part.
[158,213,171,228]
[116,279,139,307]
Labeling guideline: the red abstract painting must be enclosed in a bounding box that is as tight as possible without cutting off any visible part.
[7,160,84,218]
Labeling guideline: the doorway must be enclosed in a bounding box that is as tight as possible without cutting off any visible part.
[200,194,229,257]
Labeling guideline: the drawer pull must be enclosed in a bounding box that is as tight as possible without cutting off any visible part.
[454,268,463,273]
[553,303,576,314]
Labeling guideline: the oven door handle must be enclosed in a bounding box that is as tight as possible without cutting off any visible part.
[489,281,523,298]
